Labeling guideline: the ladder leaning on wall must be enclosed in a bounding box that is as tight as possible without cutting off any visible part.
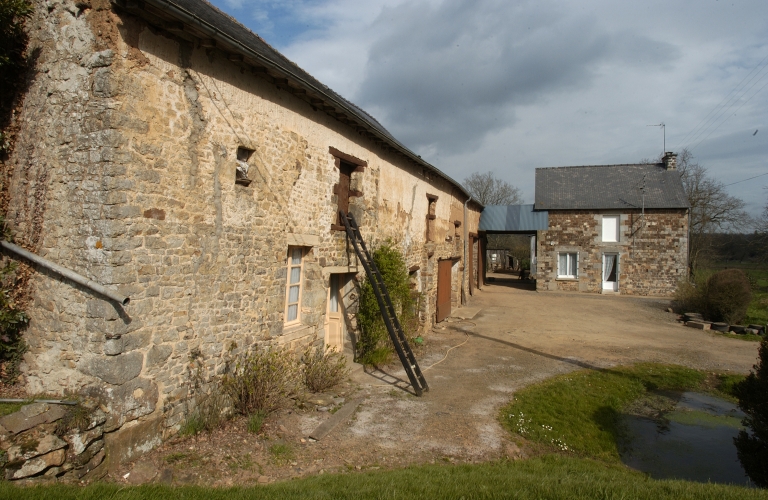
[338,210,429,396]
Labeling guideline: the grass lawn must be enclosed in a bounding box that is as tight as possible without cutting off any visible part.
[500,363,741,463]
[1,455,765,499]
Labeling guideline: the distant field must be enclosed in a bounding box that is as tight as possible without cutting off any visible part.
[703,262,768,326]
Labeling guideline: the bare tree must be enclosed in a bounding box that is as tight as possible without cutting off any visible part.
[676,149,747,274]
[462,171,523,205]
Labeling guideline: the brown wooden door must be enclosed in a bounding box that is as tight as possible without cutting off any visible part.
[436,260,452,323]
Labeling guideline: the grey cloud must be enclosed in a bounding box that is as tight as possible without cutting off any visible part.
[357,0,679,154]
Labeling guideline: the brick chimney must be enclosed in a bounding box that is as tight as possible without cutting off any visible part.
[662,151,677,170]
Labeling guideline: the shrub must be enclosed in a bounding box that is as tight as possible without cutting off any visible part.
[180,385,230,436]
[356,240,417,366]
[704,269,752,324]
[673,278,705,314]
[302,346,349,393]
[222,347,302,415]
[734,339,768,487]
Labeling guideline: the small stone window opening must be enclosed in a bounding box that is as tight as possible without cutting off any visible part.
[235,147,254,186]
[426,195,438,242]
[329,147,367,230]
[335,160,355,225]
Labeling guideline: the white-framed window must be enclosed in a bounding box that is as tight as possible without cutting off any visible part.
[284,247,305,325]
[557,252,578,279]
[602,215,620,242]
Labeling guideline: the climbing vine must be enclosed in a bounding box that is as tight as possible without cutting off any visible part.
[356,240,419,366]
[0,217,27,384]
[0,0,33,136]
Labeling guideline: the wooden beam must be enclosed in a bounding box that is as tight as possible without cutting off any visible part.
[199,39,216,48]
[228,54,243,62]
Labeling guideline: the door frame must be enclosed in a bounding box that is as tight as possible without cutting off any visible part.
[324,273,344,351]
[602,253,619,292]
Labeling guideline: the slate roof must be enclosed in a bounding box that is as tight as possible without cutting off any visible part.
[479,205,548,232]
[120,0,479,206]
[534,163,689,210]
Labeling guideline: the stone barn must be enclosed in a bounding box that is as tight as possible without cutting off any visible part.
[1,0,482,468]
[534,153,689,295]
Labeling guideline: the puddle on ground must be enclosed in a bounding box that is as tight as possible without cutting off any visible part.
[619,391,753,486]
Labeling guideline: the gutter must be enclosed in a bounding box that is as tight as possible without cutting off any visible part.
[462,197,471,305]
[0,241,130,305]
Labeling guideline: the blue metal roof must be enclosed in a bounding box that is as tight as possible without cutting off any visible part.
[479,204,548,232]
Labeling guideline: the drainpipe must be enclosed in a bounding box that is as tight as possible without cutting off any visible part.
[0,241,130,305]
[462,197,471,305]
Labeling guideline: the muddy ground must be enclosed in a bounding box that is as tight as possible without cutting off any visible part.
[111,273,762,486]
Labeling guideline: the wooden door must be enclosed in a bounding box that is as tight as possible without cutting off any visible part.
[436,260,452,323]
[324,274,344,351]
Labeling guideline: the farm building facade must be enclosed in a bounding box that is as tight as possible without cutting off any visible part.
[1,0,482,467]
[533,153,689,296]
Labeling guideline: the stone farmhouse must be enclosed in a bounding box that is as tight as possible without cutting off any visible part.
[533,153,689,295]
[2,0,483,466]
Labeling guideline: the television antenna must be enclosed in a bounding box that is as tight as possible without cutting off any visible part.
[647,123,665,153]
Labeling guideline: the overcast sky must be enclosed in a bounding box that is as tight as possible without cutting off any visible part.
[211,0,768,218]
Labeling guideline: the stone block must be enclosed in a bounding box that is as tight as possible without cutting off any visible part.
[78,351,143,385]
[103,337,124,356]
[685,321,710,330]
[7,434,67,462]
[8,448,66,479]
[104,416,163,468]
[65,425,104,456]
[122,331,151,352]
[84,378,159,432]
[146,344,172,368]
[92,68,118,97]
[0,404,68,434]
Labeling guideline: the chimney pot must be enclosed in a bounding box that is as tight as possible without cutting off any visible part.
[662,151,677,170]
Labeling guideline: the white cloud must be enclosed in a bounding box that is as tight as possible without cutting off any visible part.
[212,0,768,216]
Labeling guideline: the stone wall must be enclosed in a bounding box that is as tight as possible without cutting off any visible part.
[0,401,106,482]
[1,0,481,468]
[536,209,688,296]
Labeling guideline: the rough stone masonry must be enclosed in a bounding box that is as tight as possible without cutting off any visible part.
[1,0,481,471]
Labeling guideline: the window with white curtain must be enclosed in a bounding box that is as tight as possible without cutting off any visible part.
[602,215,619,242]
[557,252,578,279]
[284,247,304,325]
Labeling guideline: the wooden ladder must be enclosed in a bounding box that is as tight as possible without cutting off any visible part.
[339,210,429,396]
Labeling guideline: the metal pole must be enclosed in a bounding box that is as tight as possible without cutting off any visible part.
[462,197,471,305]
[0,240,130,305]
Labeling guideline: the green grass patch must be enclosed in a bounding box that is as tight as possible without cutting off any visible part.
[667,410,744,429]
[0,456,764,499]
[716,332,764,342]
[268,443,293,465]
[500,363,705,462]
[247,410,267,434]
[716,373,747,401]
[0,401,23,417]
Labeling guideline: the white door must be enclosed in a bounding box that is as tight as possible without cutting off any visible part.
[324,274,344,351]
[602,254,618,291]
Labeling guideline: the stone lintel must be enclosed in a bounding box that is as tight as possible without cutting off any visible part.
[286,233,320,247]
[322,265,358,277]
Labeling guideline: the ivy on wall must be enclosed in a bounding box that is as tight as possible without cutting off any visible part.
[356,240,418,366]
[0,218,27,384]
